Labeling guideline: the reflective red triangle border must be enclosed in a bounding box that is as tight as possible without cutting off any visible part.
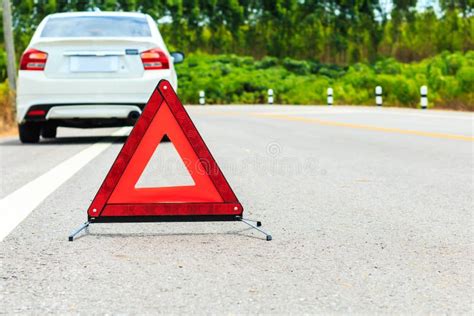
[87,80,243,223]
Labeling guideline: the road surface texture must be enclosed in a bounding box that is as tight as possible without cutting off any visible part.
[0,106,472,313]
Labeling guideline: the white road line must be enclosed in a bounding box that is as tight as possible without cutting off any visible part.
[0,127,130,241]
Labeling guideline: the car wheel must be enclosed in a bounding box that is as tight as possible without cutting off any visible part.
[41,126,57,139]
[19,123,41,143]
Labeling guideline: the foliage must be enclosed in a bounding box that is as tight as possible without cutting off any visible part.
[6,1,474,66]
[0,50,6,81]
[1,1,472,110]
[0,81,15,131]
[176,52,473,110]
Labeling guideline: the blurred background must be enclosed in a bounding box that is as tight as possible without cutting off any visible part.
[1,0,473,135]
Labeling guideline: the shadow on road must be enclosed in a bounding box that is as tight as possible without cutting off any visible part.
[0,135,128,146]
[72,227,267,241]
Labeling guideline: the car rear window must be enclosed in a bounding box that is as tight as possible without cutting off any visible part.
[41,16,152,37]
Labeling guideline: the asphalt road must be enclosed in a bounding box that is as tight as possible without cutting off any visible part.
[0,106,472,313]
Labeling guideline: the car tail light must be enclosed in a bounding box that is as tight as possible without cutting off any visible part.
[27,109,46,117]
[20,48,48,71]
[140,48,169,70]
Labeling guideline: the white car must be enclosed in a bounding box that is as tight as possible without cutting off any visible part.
[16,11,184,143]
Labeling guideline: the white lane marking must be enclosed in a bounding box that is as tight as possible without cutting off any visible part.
[0,127,131,241]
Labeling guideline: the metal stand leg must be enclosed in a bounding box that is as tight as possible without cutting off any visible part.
[68,222,90,241]
[236,217,272,241]
[237,216,262,227]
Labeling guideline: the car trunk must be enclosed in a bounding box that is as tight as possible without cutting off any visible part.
[34,38,158,79]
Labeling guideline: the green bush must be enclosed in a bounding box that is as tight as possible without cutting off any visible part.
[0,50,7,82]
[374,58,402,75]
[445,52,465,75]
[176,52,472,109]
[282,58,312,75]
[457,66,474,92]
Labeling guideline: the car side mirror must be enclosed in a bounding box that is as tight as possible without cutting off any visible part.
[170,51,185,64]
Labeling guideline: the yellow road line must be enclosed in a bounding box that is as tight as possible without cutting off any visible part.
[192,109,473,141]
[252,113,474,142]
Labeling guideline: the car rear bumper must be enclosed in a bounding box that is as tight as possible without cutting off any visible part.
[45,105,142,119]
[16,70,177,123]
[19,104,145,128]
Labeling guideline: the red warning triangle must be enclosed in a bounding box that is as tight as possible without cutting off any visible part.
[87,80,243,222]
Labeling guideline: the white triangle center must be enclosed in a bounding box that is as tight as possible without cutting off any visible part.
[135,137,195,188]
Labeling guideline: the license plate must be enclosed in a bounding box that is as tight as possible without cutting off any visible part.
[70,56,119,73]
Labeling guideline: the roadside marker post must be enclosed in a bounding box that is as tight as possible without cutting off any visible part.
[327,88,333,106]
[420,85,428,109]
[375,86,382,106]
[69,80,271,241]
[267,89,274,105]
[199,90,205,105]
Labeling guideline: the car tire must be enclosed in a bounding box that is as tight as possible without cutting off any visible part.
[19,123,41,143]
[41,126,57,139]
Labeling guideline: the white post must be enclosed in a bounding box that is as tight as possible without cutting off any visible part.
[267,89,274,105]
[375,86,382,107]
[420,86,428,109]
[327,88,333,106]
[199,90,205,105]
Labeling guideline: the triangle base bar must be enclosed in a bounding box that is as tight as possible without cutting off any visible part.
[90,215,240,223]
[67,216,272,241]
[96,202,242,217]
